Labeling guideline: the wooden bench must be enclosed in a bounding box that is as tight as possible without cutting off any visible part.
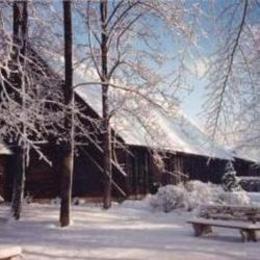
[187,204,260,242]
[199,204,260,223]
[0,246,22,260]
[187,218,260,241]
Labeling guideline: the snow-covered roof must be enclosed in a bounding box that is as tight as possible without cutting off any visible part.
[232,148,260,164]
[223,134,260,164]
[41,50,233,160]
[76,86,232,159]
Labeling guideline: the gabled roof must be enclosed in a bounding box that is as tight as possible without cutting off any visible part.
[40,50,233,160]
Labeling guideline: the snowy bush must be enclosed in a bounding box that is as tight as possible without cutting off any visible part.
[149,180,251,213]
[184,181,222,210]
[217,191,251,206]
[149,184,187,212]
[184,180,220,193]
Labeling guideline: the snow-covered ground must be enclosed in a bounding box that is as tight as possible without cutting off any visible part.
[1,200,260,260]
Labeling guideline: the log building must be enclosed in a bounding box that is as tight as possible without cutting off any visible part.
[0,50,259,201]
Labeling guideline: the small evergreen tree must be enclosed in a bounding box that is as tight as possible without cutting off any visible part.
[221,161,241,192]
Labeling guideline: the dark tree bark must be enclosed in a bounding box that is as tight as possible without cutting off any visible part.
[100,0,112,209]
[11,146,24,220]
[11,0,28,220]
[60,0,74,227]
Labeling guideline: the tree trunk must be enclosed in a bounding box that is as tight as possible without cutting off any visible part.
[11,146,25,220]
[60,143,73,227]
[60,0,74,227]
[100,0,112,209]
[11,0,28,220]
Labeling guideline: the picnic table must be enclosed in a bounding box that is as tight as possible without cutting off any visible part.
[187,204,260,242]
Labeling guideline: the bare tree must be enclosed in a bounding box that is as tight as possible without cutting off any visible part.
[10,0,28,220]
[74,0,198,208]
[99,0,112,209]
[203,0,259,159]
[0,1,66,219]
[0,0,204,214]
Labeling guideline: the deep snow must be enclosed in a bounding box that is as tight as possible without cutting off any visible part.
[1,201,260,260]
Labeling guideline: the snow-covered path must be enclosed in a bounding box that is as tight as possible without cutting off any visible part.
[0,202,259,260]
